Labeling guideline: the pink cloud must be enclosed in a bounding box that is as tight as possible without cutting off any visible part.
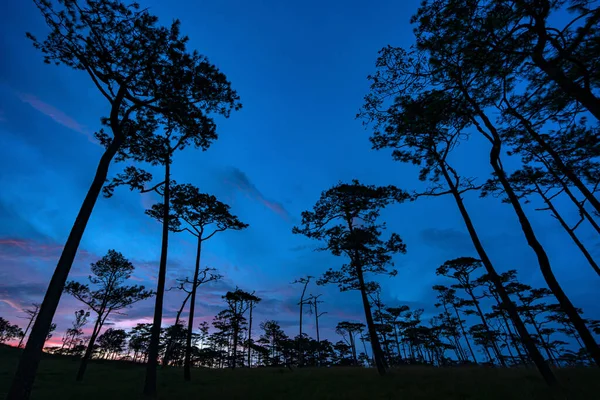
[0,298,22,312]
[16,92,97,144]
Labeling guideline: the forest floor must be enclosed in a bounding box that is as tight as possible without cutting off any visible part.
[0,346,599,400]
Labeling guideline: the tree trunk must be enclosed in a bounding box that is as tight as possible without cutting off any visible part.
[76,316,103,382]
[467,289,506,366]
[537,156,600,236]
[143,158,171,397]
[437,156,558,384]
[18,314,36,349]
[356,264,387,375]
[349,333,358,365]
[473,103,600,367]
[247,302,253,367]
[6,135,123,400]
[529,24,600,121]
[507,104,600,215]
[184,236,202,381]
[536,184,600,276]
[231,321,239,369]
[298,301,304,367]
[452,304,477,363]
[162,290,192,368]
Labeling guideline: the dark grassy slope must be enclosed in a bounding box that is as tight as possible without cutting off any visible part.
[1,346,599,399]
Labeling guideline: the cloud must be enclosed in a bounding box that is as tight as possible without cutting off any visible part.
[16,92,96,144]
[222,167,292,221]
[419,228,476,254]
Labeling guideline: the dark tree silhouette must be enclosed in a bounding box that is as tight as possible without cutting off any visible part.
[292,275,313,366]
[359,45,557,385]
[61,310,91,352]
[411,0,600,367]
[17,304,40,349]
[246,293,261,368]
[97,328,128,360]
[306,293,326,365]
[10,1,240,397]
[293,180,408,376]
[161,267,222,368]
[64,250,153,381]
[336,321,365,365]
[148,183,247,379]
[483,166,600,277]
[223,288,260,369]
[436,258,506,366]
[0,318,23,344]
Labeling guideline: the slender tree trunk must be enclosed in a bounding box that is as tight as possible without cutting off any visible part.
[76,315,105,382]
[18,313,36,349]
[436,142,559,385]
[162,291,192,368]
[298,301,304,367]
[143,158,171,397]
[6,134,123,400]
[538,156,600,236]
[350,334,358,365]
[356,264,386,375]
[471,103,600,367]
[467,290,506,366]
[452,304,477,363]
[507,105,600,214]
[232,321,240,369]
[184,236,202,381]
[247,302,253,368]
[500,309,529,366]
[393,324,403,362]
[536,184,600,276]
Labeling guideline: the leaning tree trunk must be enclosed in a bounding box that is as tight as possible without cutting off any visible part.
[529,22,600,122]
[473,103,600,367]
[436,155,558,385]
[535,184,600,277]
[467,290,506,367]
[356,263,387,375]
[508,105,600,215]
[76,318,101,381]
[143,158,171,397]
[184,236,202,381]
[6,132,124,400]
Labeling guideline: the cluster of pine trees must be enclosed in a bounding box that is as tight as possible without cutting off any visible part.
[3,0,600,399]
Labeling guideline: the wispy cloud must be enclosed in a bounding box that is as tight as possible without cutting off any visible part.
[16,92,97,144]
[223,167,292,221]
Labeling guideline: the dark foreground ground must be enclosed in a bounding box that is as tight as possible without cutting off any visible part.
[1,346,599,400]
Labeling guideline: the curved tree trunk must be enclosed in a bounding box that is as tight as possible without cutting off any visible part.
[6,135,124,400]
[437,157,558,385]
[184,236,202,381]
[143,158,171,397]
[356,264,387,375]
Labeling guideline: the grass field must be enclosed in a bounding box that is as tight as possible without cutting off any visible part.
[1,346,599,399]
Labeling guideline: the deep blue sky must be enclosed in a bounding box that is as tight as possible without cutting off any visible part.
[0,0,597,348]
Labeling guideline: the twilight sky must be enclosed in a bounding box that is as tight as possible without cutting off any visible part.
[0,0,598,348]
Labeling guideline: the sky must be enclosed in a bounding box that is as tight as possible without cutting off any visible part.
[0,0,598,351]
